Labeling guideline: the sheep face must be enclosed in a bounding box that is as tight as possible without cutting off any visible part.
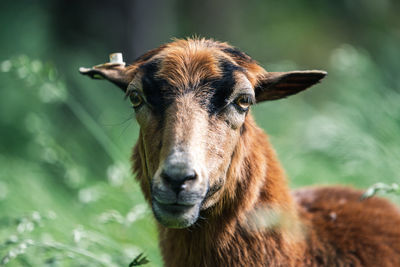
[129,55,255,228]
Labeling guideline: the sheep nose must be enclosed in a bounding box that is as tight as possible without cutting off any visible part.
[161,167,197,194]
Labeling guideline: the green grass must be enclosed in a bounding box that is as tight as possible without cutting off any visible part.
[0,56,160,266]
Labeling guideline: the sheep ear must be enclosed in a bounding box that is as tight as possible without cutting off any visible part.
[255,70,327,102]
[79,53,132,92]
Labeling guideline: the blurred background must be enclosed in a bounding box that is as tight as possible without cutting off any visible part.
[1,0,399,266]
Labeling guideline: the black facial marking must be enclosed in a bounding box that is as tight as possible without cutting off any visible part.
[140,60,170,114]
[208,60,244,115]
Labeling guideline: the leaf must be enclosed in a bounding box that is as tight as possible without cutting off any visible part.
[129,253,150,266]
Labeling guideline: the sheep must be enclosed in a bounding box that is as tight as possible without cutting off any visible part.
[80,38,400,267]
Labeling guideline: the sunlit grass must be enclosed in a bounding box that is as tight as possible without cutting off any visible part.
[0,56,160,266]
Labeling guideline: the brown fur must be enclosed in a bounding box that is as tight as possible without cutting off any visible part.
[83,38,400,266]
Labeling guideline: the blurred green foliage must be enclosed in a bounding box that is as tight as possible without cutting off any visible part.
[0,0,399,266]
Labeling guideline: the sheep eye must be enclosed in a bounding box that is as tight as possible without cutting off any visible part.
[129,91,143,108]
[234,95,253,111]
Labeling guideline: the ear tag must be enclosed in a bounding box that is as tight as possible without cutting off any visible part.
[109,53,125,65]
[92,53,126,68]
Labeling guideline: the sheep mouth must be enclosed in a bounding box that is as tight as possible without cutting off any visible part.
[152,198,202,228]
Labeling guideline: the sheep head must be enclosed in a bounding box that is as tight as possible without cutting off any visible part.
[80,38,326,228]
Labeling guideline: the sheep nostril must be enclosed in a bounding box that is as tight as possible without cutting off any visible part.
[161,169,197,194]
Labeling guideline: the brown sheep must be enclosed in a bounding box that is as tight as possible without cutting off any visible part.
[80,38,400,267]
